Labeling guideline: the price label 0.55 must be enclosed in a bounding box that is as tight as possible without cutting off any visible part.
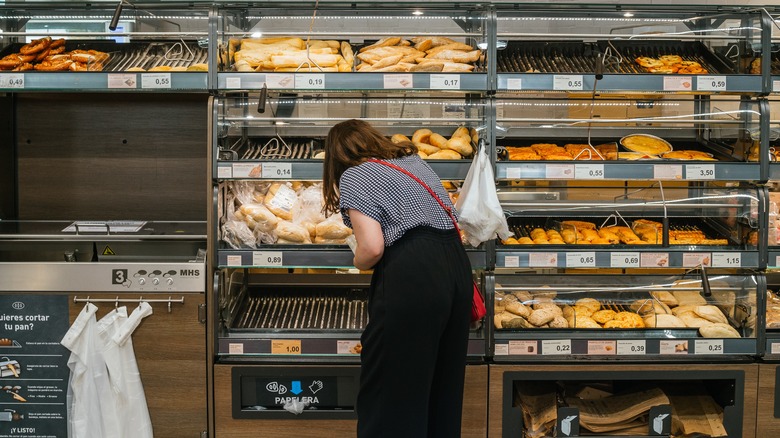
[261,162,292,178]
[141,73,171,89]
[553,74,584,91]
[430,74,461,90]
[575,163,605,179]
[567,252,596,268]
[271,339,302,355]
[295,73,325,89]
[542,339,572,355]
[253,251,284,267]
[0,73,24,89]
[712,252,741,268]
[695,339,724,355]
[686,164,715,180]
[617,340,646,355]
[611,252,640,268]
[697,76,727,92]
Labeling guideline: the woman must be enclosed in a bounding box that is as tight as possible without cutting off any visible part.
[323,119,472,438]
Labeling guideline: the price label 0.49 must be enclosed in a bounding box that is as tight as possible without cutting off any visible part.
[0,73,24,89]
[253,251,284,267]
[261,162,292,178]
[271,340,302,355]
[541,339,572,355]
[430,74,461,90]
[712,252,741,268]
[567,252,596,268]
[610,252,640,268]
[686,164,715,180]
[294,73,325,89]
[575,163,605,179]
[141,73,171,89]
[553,75,583,91]
[617,340,646,355]
[697,76,727,92]
[695,339,724,355]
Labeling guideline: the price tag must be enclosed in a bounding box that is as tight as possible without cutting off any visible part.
[508,340,538,355]
[653,164,683,180]
[567,252,596,268]
[226,255,242,266]
[253,251,283,266]
[776,255,780,267]
[695,339,724,354]
[506,167,524,179]
[545,164,575,179]
[529,253,558,268]
[107,73,137,89]
[265,73,294,89]
[430,74,461,90]
[383,74,413,89]
[774,80,780,93]
[228,343,244,354]
[659,340,688,355]
[712,252,741,268]
[217,165,233,179]
[504,255,520,268]
[663,76,693,91]
[575,163,605,179]
[494,344,509,356]
[337,340,361,355]
[225,77,241,89]
[587,340,616,355]
[541,339,572,355]
[295,73,325,89]
[617,340,646,355]
[141,73,172,89]
[271,339,301,355]
[231,163,258,178]
[553,74,583,91]
[611,252,640,268]
[686,164,715,180]
[771,342,780,355]
[697,76,727,91]
[0,73,24,89]
[506,78,522,90]
[641,253,669,268]
[261,162,292,178]
[683,253,711,268]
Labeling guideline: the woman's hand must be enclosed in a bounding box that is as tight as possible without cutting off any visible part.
[348,209,384,270]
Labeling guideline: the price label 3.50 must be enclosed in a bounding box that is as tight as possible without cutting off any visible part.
[686,164,715,180]
[253,251,284,266]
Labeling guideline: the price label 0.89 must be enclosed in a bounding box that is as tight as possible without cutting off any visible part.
[686,164,715,180]
[541,339,572,355]
[294,73,325,89]
[610,252,640,268]
[0,73,24,89]
[253,251,284,267]
[695,339,724,354]
[617,340,646,355]
[141,73,171,89]
[553,75,584,91]
[430,74,461,90]
[697,76,727,92]
[271,339,302,355]
[566,252,596,268]
[712,252,741,268]
[575,163,605,179]
[261,162,292,178]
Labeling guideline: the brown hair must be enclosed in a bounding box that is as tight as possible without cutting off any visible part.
[322,119,415,215]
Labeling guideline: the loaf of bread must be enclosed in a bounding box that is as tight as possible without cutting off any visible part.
[264,183,297,221]
[315,220,352,240]
[699,323,741,338]
[644,313,686,328]
[275,220,311,244]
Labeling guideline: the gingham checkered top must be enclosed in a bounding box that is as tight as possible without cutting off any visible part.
[339,155,458,246]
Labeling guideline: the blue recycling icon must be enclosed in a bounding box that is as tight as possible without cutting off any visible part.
[291,380,303,395]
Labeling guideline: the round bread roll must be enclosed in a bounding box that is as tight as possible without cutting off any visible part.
[444,137,473,156]
[528,308,557,326]
[451,126,470,140]
[412,128,433,144]
[413,141,440,156]
[612,311,645,328]
[505,301,531,318]
[417,151,428,159]
[391,133,411,144]
[575,298,601,314]
[574,316,601,329]
[533,287,557,299]
[429,133,449,148]
[591,309,617,325]
[494,312,515,329]
[503,317,534,329]
[549,315,569,328]
[427,149,461,160]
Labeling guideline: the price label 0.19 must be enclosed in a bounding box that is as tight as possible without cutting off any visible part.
[575,163,605,179]
[686,164,715,180]
[141,73,171,89]
[541,339,572,355]
[697,76,727,92]
[617,340,647,355]
[0,73,24,89]
[271,339,302,355]
[253,251,284,267]
[611,252,640,268]
[553,75,584,91]
[295,73,325,89]
[430,74,461,90]
[566,252,596,268]
[261,162,292,178]
[695,339,724,355]
[712,252,741,268]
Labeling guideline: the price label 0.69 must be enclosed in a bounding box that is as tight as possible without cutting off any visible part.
[0,73,24,89]
[542,339,572,355]
[567,252,596,268]
[686,164,715,180]
[271,339,302,355]
[712,252,741,268]
[617,340,646,355]
[695,339,724,355]
[253,251,284,267]
[294,73,325,89]
[141,73,171,89]
[553,74,584,91]
[430,74,461,90]
[610,252,640,268]
[697,76,727,92]
[575,163,605,179]
[261,162,292,178]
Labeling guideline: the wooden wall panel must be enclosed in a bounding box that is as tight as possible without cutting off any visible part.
[757,363,779,436]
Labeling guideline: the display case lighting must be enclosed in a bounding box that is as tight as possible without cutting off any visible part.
[623,12,635,18]
[251,32,262,38]
[412,10,423,16]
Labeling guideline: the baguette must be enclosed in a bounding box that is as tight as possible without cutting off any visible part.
[358,37,402,53]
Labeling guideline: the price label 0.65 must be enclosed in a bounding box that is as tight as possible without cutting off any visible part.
[141,73,171,89]
[712,252,741,268]
[261,162,292,178]
[697,76,727,91]
[617,340,646,355]
[695,339,724,355]
[542,339,572,355]
[611,252,640,268]
[566,252,596,268]
[430,74,461,90]
[253,251,284,267]
[553,75,583,91]
[0,73,24,89]
[575,163,605,179]
[686,164,715,180]
[271,339,302,355]
[295,73,325,89]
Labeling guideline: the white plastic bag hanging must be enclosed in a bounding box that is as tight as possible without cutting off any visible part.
[455,144,512,247]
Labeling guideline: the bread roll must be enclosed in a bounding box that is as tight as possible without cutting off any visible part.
[672,291,707,306]
[429,133,449,148]
[341,41,354,66]
[512,291,533,303]
[410,62,444,72]
[528,308,557,326]
[359,37,402,53]
[412,128,433,144]
[574,316,601,329]
[503,317,534,329]
[315,220,352,239]
[314,236,347,244]
[505,301,531,318]
[693,305,728,324]
[275,220,311,244]
[549,315,569,328]
[451,126,470,140]
[444,137,473,156]
[650,290,678,307]
[575,298,601,314]
[494,312,515,329]
[391,134,411,144]
[427,149,462,160]
[644,314,686,328]
[699,323,741,338]
[413,141,440,155]
[676,311,714,328]
[591,309,616,324]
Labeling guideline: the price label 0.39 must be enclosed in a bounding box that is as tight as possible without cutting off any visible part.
[253,251,284,267]
[617,340,646,355]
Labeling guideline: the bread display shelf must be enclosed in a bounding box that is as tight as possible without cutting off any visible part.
[217,71,488,91]
[215,160,472,181]
[495,249,755,269]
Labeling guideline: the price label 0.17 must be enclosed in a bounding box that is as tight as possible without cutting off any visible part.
[553,75,584,91]
[611,252,640,268]
[141,73,171,89]
[541,339,572,355]
[617,340,647,355]
[695,339,724,355]
[575,163,605,179]
[261,162,292,178]
[0,73,24,89]
[686,164,715,180]
[430,74,461,90]
[253,251,283,267]
[271,339,302,355]
[697,76,727,92]
[294,73,325,89]
[566,252,596,268]
[712,252,741,268]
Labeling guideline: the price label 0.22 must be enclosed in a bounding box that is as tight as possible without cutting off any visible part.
[253,251,284,267]
[686,164,715,180]
[553,74,584,91]
[697,76,727,92]
[141,73,171,89]
[430,74,461,90]
[566,252,596,268]
[261,162,292,178]
[542,339,572,355]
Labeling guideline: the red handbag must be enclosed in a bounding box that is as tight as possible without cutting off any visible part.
[367,159,487,322]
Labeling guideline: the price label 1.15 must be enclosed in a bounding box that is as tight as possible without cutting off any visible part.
[553,75,584,91]
[697,76,727,91]
[712,252,741,268]
[272,339,302,355]
[253,251,284,267]
[541,339,572,355]
[141,73,172,89]
[430,74,461,90]
[695,339,724,355]
[295,73,325,89]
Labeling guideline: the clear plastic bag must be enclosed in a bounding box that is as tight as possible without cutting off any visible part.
[455,146,512,246]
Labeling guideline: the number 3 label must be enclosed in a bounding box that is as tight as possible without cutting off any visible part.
[112,269,128,285]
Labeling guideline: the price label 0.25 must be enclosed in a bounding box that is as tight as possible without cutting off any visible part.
[686,164,715,180]
[611,252,640,268]
[430,74,461,90]
[261,162,292,178]
[542,339,572,355]
[141,73,171,89]
[553,74,584,91]
[697,76,727,92]
[271,340,302,355]
[253,251,284,267]
[0,73,24,89]
[695,339,724,355]
[294,73,325,89]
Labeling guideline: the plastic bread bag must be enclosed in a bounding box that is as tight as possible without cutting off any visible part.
[237,203,279,234]
[294,183,327,224]
[275,220,312,244]
[264,182,298,221]
[315,212,352,240]
[221,220,257,249]
[454,144,512,247]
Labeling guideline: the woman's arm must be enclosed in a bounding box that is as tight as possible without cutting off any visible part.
[348,209,385,270]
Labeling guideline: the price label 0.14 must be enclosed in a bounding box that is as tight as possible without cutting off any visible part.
[695,339,724,355]
[712,252,741,268]
[252,251,283,267]
[610,252,640,268]
[261,162,292,178]
[430,74,461,90]
[541,339,572,355]
[566,252,596,268]
[0,73,24,89]
[271,340,302,355]
[575,163,605,179]
[697,76,727,92]
[294,73,325,89]
[141,73,171,89]
[553,75,584,91]
[686,164,715,180]
[617,340,647,355]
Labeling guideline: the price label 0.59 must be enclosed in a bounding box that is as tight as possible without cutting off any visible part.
[542,339,572,355]
[617,340,646,355]
[141,73,172,89]
[272,339,302,355]
[567,252,596,268]
[611,252,640,268]
[695,339,724,355]
[430,74,461,90]
[575,163,605,179]
[253,251,284,267]
[697,76,727,92]
[686,164,715,180]
[261,162,292,178]
[553,74,583,91]
[0,73,24,89]
[294,73,325,89]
